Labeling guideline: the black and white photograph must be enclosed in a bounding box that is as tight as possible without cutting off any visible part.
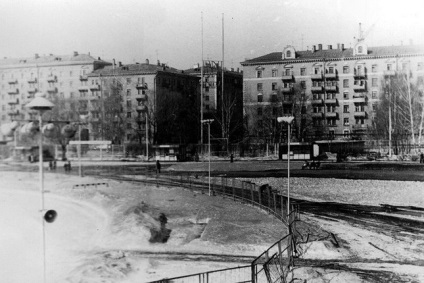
[1,0,424,282]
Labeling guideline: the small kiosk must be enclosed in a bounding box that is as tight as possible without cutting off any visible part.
[153,144,186,161]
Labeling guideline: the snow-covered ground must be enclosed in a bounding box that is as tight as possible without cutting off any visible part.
[1,171,424,282]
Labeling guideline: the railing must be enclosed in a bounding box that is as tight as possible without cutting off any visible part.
[149,265,251,283]
[144,173,300,283]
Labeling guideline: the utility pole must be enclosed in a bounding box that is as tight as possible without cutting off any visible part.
[221,13,225,142]
[200,12,204,145]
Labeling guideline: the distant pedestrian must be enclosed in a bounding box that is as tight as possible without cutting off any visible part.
[420,152,424,164]
[156,160,161,174]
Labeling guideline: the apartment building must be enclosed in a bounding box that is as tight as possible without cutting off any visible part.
[241,40,424,141]
[87,60,200,145]
[185,61,244,143]
[0,52,111,141]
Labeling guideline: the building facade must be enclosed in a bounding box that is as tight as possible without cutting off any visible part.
[241,41,424,142]
[0,52,111,141]
[88,60,200,145]
[186,61,244,144]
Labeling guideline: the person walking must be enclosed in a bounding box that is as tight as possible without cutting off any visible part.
[420,152,424,164]
[156,160,161,174]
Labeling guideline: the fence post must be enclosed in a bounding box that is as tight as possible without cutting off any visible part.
[232,179,235,201]
[241,181,244,201]
[258,185,262,206]
[250,183,254,204]
[268,186,272,213]
[273,193,277,215]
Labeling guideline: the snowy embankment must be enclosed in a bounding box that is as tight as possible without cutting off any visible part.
[0,172,286,283]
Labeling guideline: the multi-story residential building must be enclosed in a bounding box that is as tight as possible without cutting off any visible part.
[241,40,424,142]
[185,61,244,143]
[0,52,111,141]
[88,60,200,145]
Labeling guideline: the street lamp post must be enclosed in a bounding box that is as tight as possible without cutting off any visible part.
[25,92,54,283]
[277,116,294,223]
[201,119,214,196]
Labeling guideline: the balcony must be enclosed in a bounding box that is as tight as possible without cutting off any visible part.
[325,112,338,118]
[325,85,338,92]
[80,75,88,81]
[136,105,147,113]
[89,84,100,90]
[8,98,19,105]
[136,83,148,89]
[78,86,90,91]
[7,88,18,94]
[282,72,294,81]
[47,86,57,93]
[324,98,338,104]
[7,109,19,116]
[136,94,147,101]
[311,86,323,92]
[353,95,367,103]
[28,77,37,84]
[281,87,293,93]
[282,99,293,105]
[327,123,338,128]
[310,73,323,80]
[136,116,147,123]
[353,70,366,79]
[325,72,337,79]
[353,82,367,92]
[354,111,367,118]
[47,75,57,82]
[311,99,324,105]
[28,87,37,93]
[8,79,17,84]
[311,112,324,118]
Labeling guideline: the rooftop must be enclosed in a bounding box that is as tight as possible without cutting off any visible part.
[0,52,110,67]
[88,63,186,76]
[241,44,424,65]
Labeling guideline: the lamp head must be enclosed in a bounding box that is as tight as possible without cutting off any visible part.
[277,116,294,124]
[25,92,55,112]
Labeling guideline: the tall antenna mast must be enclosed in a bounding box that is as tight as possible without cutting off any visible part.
[200,12,204,144]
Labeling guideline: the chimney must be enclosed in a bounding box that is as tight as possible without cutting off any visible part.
[98,57,101,60]
[410,39,414,46]
[328,45,332,50]
[113,59,116,68]
[312,45,316,52]
[35,53,39,59]
[237,67,240,72]
[341,44,344,50]
[157,60,160,66]
[337,43,340,50]
[118,61,122,67]
[231,68,234,71]
[146,59,149,64]
[73,51,78,56]
[318,44,322,51]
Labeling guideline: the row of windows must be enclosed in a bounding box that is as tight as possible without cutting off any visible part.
[256,90,378,102]
[256,62,424,78]
[255,105,371,116]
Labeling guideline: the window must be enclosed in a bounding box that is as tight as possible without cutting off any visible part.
[205,105,209,110]
[328,67,334,74]
[327,119,336,126]
[126,99,132,108]
[125,112,131,118]
[402,63,408,71]
[343,79,349,88]
[59,92,64,98]
[257,107,262,115]
[327,105,335,112]
[257,83,263,91]
[372,104,377,112]
[355,105,364,112]
[286,50,291,57]
[356,118,365,124]
[343,130,350,137]
[300,68,306,76]
[372,91,377,99]
[372,64,377,72]
[257,94,263,102]
[358,46,363,53]
[272,82,277,90]
[343,66,349,74]
[343,105,349,113]
[313,67,320,74]
[256,70,262,78]
[126,89,131,96]
[126,123,132,130]
[126,78,131,84]
[80,91,86,98]
[285,69,291,76]
[344,118,349,126]
[272,70,278,77]
[205,95,209,101]
[387,64,392,71]
[300,81,306,89]
[372,78,378,87]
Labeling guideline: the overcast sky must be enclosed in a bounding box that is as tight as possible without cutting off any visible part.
[1,0,423,69]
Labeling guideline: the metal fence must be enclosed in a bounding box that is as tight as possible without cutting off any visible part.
[146,173,300,283]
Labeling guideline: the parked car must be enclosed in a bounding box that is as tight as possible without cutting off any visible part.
[366,151,380,161]
[29,149,55,163]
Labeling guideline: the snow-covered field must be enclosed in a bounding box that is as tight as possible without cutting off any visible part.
[1,170,424,282]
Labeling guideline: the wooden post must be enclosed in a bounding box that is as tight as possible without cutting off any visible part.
[258,185,262,206]
[232,178,235,201]
[250,183,254,203]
